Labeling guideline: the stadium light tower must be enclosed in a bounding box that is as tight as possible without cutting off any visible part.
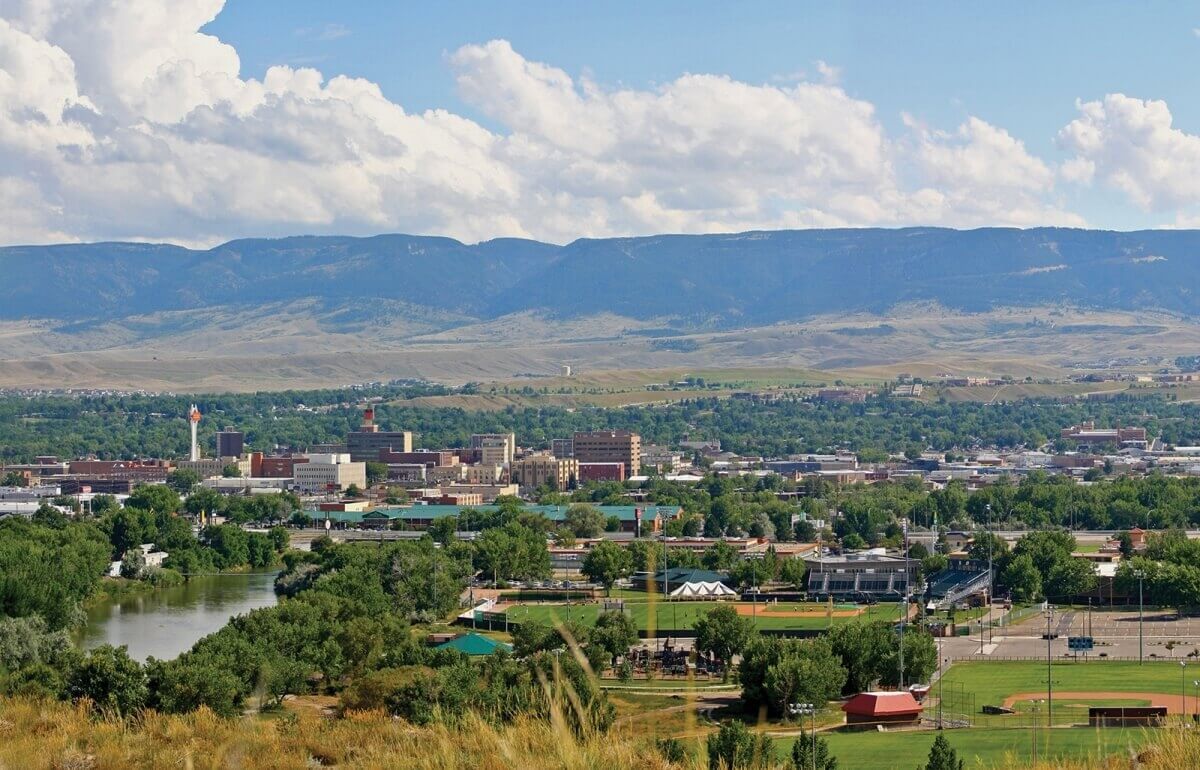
[188,405,202,461]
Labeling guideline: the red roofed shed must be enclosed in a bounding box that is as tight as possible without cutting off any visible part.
[841,691,923,728]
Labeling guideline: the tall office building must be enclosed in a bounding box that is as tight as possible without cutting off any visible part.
[551,438,574,458]
[346,407,413,462]
[471,433,516,465]
[572,430,641,476]
[216,427,244,458]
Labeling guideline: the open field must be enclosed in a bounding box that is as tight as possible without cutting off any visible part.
[502,600,903,632]
[939,661,1191,710]
[3,305,1199,392]
[784,726,1158,770]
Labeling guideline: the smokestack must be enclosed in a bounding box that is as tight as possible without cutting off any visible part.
[188,405,201,461]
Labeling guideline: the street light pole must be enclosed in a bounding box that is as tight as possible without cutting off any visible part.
[1045,606,1054,737]
[897,518,910,691]
[986,504,993,647]
[1135,569,1145,665]
[1179,661,1187,729]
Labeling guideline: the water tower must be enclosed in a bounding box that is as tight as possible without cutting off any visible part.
[188,405,202,461]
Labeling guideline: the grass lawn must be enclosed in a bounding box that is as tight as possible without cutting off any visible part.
[785,726,1157,770]
[939,661,1188,708]
[503,601,902,632]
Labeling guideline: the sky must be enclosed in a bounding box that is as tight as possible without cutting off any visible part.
[3,1,1200,246]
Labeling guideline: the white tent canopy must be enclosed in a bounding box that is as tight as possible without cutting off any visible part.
[668,581,738,599]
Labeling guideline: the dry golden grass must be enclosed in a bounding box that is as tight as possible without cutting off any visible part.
[0,696,682,770]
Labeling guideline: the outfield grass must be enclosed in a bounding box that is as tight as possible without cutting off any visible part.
[503,601,903,631]
[783,726,1157,770]
[939,660,1189,708]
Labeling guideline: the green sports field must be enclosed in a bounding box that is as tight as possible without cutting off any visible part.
[502,600,904,631]
[939,660,1191,709]
[781,726,1156,770]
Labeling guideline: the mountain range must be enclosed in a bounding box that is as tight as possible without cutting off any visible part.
[1,227,1199,391]
[3,227,1197,326]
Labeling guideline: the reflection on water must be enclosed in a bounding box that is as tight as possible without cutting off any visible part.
[78,571,279,661]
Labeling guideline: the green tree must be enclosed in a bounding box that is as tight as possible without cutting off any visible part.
[428,516,459,546]
[729,558,773,593]
[629,539,666,573]
[221,463,242,478]
[780,558,808,590]
[591,610,638,666]
[695,604,756,677]
[565,504,606,538]
[365,462,389,486]
[1001,553,1042,602]
[706,720,773,770]
[184,487,222,518]
[702,540,739,572]
[67,644,147,715]
[1044,555,1098,600]
[826,622,895,694]
[145,656,242,717]
[126,484,181,516]
[763,638,847,715]
[166,469,202,494]
[791,731,838,770]
[841,533,867,550]
[582,540,632,594]
[924,734,964,770]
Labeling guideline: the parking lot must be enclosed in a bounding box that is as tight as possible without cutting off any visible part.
[943,607,1200,662]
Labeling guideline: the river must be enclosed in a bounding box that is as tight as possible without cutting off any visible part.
[78,571,280,661]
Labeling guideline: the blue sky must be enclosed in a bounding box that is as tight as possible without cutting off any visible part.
[204,1,1200,232]
[2,1,1199,244]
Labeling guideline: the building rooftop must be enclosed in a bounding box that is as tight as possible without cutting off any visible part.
[435,633,512,656]
[842,691,923,716]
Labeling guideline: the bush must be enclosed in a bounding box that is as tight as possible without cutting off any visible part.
[67,645,147,715]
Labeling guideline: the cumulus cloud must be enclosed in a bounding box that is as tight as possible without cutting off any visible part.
[0,1,1084,246]
[1058,93,1200,216]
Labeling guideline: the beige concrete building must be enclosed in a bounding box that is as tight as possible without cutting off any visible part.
[428,465,467,484]
[176,456,252,479]
[464,464,504,484]
[472,433,516,465]
[293,453,367,494]
[641,445,683,474]
[439,482,519,502]
[510,453,579,490]
[573,430,641,476]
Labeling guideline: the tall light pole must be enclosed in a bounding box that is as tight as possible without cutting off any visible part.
[1181,661,1188,729]
[900,518,909,690]
[985,504,994,646]
[1044,606,1054,742]
[1135,569,1145,665]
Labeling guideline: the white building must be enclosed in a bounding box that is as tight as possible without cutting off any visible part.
[293,453,367,494]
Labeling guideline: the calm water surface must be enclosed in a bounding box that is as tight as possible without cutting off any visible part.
[78,571,279,661]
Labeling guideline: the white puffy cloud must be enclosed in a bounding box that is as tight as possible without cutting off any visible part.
[904,115,1082,227]
[0,1,1084,246]
[1058,93,1200,215]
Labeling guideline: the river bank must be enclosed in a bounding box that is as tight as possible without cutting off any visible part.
[77,570,280,661]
